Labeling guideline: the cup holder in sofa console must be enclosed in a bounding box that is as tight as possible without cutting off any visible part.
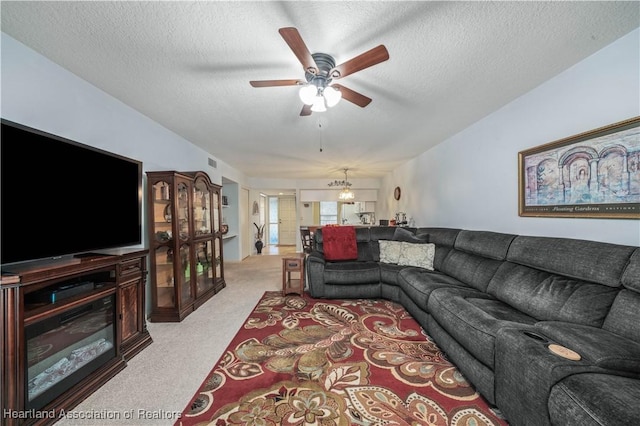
[547,344,582,361]
[522,331,548,342]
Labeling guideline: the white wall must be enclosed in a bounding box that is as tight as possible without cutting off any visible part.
[1,33,246,249]
[380,28,640,246]
[1,34,230,181]
[243,27,640,244]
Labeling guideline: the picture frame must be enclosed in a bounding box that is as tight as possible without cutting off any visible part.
[518,117,640,219]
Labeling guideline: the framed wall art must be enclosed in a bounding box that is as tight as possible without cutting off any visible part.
[518,116,640,219]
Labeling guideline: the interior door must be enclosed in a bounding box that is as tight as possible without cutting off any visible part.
[278,196,297,245]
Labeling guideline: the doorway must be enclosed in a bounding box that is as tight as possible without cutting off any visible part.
[268,196,297,246]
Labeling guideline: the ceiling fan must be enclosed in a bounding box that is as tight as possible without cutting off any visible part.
[250,27,389,116]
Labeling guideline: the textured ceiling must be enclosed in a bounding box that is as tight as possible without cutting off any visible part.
[2,1,638,180]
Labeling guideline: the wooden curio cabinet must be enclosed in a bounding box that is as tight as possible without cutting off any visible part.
[147,171,225,322]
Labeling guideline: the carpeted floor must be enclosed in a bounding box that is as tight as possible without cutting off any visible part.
[175,291,507,426]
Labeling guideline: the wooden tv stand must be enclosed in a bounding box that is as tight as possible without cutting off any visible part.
[1,249,152,426]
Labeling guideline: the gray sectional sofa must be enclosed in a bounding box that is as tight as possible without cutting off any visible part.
[306,226,640,426]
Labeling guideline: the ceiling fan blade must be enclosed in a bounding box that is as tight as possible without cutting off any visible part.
[330,45,389,79]
[250,79,303,87]
[300,104,312,116]
[332,84,372,108]
[278,27,318,74]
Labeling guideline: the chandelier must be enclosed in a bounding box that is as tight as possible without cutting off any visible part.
[298,53,342,112]
[328,168,355,201]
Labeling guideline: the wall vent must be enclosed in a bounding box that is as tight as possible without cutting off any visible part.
[208,157,217,168]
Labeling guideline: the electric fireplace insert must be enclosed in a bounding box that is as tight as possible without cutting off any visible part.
[24,289,116,411]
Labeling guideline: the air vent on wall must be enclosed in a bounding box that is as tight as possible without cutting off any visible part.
[208,157,217,168]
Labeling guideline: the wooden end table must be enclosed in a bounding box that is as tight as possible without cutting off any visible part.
[282,255,305,296]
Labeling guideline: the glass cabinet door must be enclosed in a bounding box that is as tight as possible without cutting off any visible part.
[179,243,193,304]
[214,237,222,279]
[177,182,190,241]
[212,188,222,284]
[152,180,175,308]
[195,240,214,296]
[152,181,173,244]
[154,246,175,308]
[177,179,194,306]
[193,177,212,236]
[212,188,220,233]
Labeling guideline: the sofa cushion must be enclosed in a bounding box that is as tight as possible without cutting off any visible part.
[416,227,460,247]
[354,227,375,261]
[378,240,403,264]
[379,262,407,286]
[488,262,619,327]
[392,227,427,243]
[621,248,640,292]
[398,242,435,270]
[367,226,396,261]
[429,229,514,293]
[369,226,396,241]
[603,289,640,343]
[507,235,636,287]
[428,288,537,368]
[324,261,380,285]
[415,227,461,271]
[535,321,640,373]
[549,373,640,426]
[454,230,516,260]
[399,268,468,310]
[322,226,358,261]
[439,250,504,292]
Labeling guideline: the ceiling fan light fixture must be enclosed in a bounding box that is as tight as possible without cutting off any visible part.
[310,95,327,112]
[299,84,317,105]
[323,86,342,107]
[250,28,389,117]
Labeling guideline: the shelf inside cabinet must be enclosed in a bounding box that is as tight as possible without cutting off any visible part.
[24,283,117,324]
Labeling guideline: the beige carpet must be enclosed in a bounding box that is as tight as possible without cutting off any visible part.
[56,248,294,425]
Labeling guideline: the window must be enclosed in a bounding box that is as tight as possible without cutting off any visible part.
[320,202,338,225]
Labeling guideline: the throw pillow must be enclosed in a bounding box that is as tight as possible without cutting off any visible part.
[322,226,358,261]
[379,240,403,264]
[398,242,436,270]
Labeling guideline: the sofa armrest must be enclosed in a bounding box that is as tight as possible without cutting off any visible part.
[306,252,327,298]
[535,321,640,374]
[495,326,613,426]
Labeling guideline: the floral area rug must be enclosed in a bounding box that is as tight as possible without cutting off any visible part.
[175,291,507,426]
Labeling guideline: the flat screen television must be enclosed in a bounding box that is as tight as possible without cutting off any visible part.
[1,119,143,266]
